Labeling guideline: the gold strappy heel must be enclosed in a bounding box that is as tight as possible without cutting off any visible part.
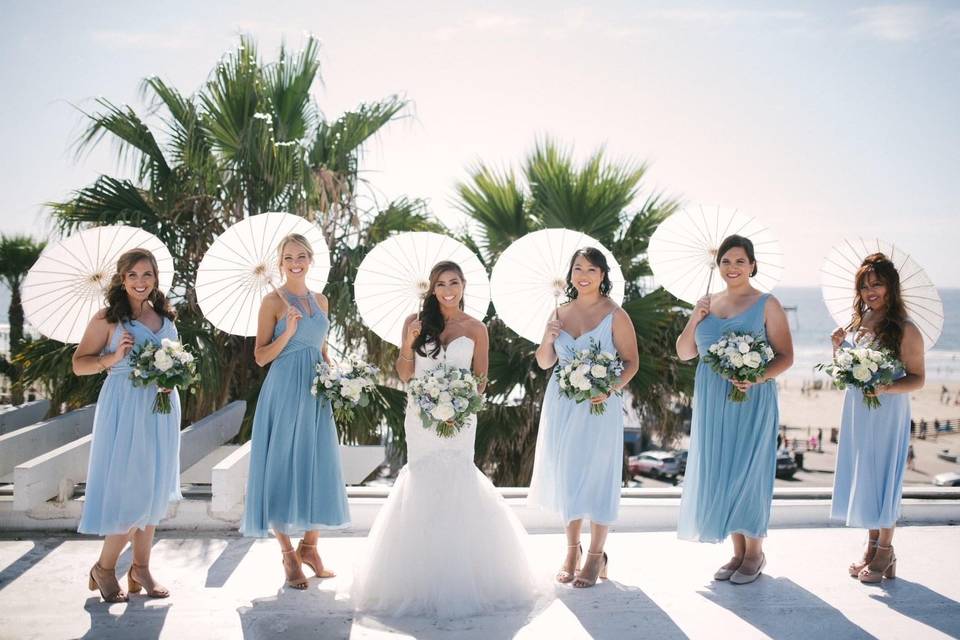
[297,541,336,578]
[859,545,896,584]
[573,551,608,588]
[849,538,878,577]
[282,548,309,589]
[127,563,170,598]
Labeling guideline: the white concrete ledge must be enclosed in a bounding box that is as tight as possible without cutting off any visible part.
[0,399,51,435]
[179,401,245,471]
[12,434,92,511]
[10,401,246,513]
[2,491,958,533]
[211,441,252,516]
[0,405,94,479]
[209,443,385,516]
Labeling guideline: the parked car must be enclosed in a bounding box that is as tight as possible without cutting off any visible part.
[933,470,960,487]
[628,451,682,479]
[673,449,688,475]
[776,450,798,479]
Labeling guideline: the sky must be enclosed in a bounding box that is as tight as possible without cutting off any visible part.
[1,1,958,287]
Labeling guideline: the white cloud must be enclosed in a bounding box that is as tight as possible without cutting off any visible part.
[851,4,930,42]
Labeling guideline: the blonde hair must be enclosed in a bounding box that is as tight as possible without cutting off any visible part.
[276,233,314,269]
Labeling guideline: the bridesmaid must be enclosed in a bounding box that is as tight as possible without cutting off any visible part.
[830,253,924,583]
[73,248,181,602]
[241,233,350,589]
[675,234,793,584]
[528,247,639,588]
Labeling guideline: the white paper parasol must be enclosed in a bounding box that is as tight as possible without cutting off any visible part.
[648,205,783,304]
[489,228,625,344]
[195,212,330,336]
[353,232,490,346]
[22,225,174,343]
[820,238,943,351]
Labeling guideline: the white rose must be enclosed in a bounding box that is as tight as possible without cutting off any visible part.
[438,391,452,404]
[601,351,615,360]
[154,351,174,372]
[161,338,173,348]
[590,364,608,378]
[430,403,456,422]
[133,368,141,377]
[569,370,593,391]
[852,364,873,382]
[742,352,762,368]
[743,335,754,343]
[738,341,750,354]
[730,353,744,368]
[837,352,853,368]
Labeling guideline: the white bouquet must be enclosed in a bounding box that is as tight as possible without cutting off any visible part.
[407,363,485,438]
[703,332,776,402]
[555,338,625,415]
[817,343,900,409]
[311,355,379,423]
[128,338,198,414]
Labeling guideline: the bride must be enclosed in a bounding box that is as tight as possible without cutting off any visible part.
[351,260,538,618]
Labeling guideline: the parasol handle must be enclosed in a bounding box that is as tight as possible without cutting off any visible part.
[705,265,716,298]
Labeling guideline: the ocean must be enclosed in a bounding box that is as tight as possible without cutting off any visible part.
[774,286,960,382]
[2,284,958,380]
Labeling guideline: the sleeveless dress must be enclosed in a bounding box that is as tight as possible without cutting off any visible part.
[677,293,779,543]
[528,312,624,525]
[79,318,182,535]
[351,336,537,618]
[241,292,350,537]
[831,333,911,529]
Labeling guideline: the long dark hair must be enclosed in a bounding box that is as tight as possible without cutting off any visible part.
[104,248,176,324]
[413,261,466,358]
[847,252,907,356]
[716,234,758,276]
[565,247,612,299]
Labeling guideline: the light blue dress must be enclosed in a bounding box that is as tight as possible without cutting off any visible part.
[242,292,350,537]
[678,293,779,543]
[79,318,182,535]
[528,312,624,525]
[831,334,911,529]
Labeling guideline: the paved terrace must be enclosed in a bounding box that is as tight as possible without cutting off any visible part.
[1,525,959,639]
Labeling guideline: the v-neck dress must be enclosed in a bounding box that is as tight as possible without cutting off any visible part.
[528,312,624,525]
[831,332,911,529]
[79,317,182,535]
[241,292,350,537]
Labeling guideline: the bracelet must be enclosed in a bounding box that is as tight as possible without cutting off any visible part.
[397,351,414,362]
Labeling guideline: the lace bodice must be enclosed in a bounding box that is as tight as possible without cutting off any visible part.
[406,336,477,466]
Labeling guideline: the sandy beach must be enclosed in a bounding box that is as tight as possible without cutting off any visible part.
[777,377,960,431]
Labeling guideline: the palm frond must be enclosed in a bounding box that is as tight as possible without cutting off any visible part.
[76,98,171,185]
[454,163,528,257]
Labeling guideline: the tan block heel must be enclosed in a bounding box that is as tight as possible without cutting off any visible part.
[859,544,896,584]
[556,543,582,584]
[88,562,128,603]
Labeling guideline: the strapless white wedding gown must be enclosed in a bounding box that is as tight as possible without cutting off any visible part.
[351,336,537,618]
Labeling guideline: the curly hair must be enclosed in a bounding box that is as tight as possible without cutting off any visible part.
[847,252,907,356]
[104,248,175,324]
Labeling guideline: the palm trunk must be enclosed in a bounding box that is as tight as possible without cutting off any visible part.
[9,287,24,405]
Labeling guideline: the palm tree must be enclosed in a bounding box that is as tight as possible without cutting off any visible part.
[0,234,46,405]
[18,36,436,441]
[456,139,694,485]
